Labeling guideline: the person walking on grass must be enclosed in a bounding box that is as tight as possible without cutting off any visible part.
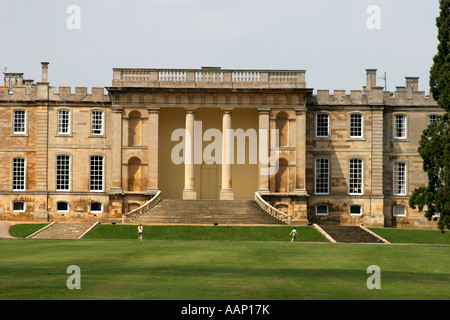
[138,224,144,243]
[290,227,297,243]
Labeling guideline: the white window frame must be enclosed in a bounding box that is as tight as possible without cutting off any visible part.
[90,202,103,213]
[349,113,363,138]
[427,114,440,125]
[56,155,71,191]
[349,205,362,216]
[89,155,104,192]
[56,201,69,213]
[348,158,363,195]
[12,157,26,191]
[12,201,25,212]
[393,161,407,195]
[315,158,330,195]
[393,114,407,139]
[57,109,71,134]
[393,205,406,217]
[315,113,330,138]
[13,109,27,134]
[315,204,329,216]
[91,110,104,135]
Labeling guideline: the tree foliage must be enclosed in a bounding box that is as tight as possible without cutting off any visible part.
[409,114,450,231]
[429,0,450,112]
[409,0,450,231]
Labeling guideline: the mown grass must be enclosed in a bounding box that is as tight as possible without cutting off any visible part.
[9,223,49,238]
[83,224,328,242]
[369,227,450,245]
[0,238,448,300]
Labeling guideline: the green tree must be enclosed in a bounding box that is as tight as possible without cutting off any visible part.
[429,0,450,112]
[409,114,450,231]
[409,0,450,231]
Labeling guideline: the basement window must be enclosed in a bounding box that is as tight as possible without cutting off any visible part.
[315,204,329,216]
[57,201,69,212]
[393,205,406,217]
[90,202,102,213]
[349,205,362,215]
[13,201,25,212]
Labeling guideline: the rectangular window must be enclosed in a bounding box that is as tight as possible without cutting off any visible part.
[349,113,363,138]
[315,158,330,194]
[13,110,26,134]
[57,202,69,212]
[57,109,70,134]
[349,158,363,195]
[12,158,26,191]
[350,205,362,215]
[13,201,25,212]
[56,155,70,191]
[393,162,406,195]
[316,204,329,216]
[91,110,104,135]
[90,155,104,191]
[90,202,102,213]
[393,114,406,139]
[393,205,406,216]
[427,114,440,124]
[316,113,329,137]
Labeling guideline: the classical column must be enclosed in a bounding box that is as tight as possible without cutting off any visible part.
[257,108,270,194]
[183,108,197,199]
[147,106,159,194]
[110,106,124,193]
[220,108,234,200]
[294,107,308,195]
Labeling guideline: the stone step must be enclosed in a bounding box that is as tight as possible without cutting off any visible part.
[29,222,99,239]
[318,225,385,243]
[133,199,286,225]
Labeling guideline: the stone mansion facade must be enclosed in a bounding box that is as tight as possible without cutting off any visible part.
[0,62,444,228]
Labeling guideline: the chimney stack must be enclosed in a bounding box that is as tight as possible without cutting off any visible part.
[41,62,49,83]
[365,69,377,91]
[405,77,419,97]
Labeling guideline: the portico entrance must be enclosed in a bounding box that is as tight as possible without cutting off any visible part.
[200,163,219,199]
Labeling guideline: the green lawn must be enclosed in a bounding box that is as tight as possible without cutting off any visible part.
[83,224,328,242]
[369,227,450,245]
[0,238,449,300]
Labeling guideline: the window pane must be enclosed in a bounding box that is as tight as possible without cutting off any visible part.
[427,114,440,125]
[12,158,25,190]
[91,110,103,135]
[58,109,70,134]
[316,113,329,137]
[90,202,102,212]
[56,155,70,191]
[349,113,363,137]
[394,115,406,138]
[393,205,405,216]
[90,156,104,191]
[349,159,363,194]
[13,110,26,133]
[316,204,328,215]
[13,201,24,212]
[350,205,361,215]
[57,202,69,212]
[315,158,329,194]
[393,162,406,195]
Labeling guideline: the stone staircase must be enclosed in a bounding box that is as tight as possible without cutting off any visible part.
[28,222,99,239]
[318,225,387,243]
[133,199,286,225]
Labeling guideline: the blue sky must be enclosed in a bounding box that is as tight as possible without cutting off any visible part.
[0,0,440,94]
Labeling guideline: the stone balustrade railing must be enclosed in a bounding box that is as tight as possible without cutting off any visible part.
[112,67,306,89]
[122,191,162,223]
[255,192,291,225]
